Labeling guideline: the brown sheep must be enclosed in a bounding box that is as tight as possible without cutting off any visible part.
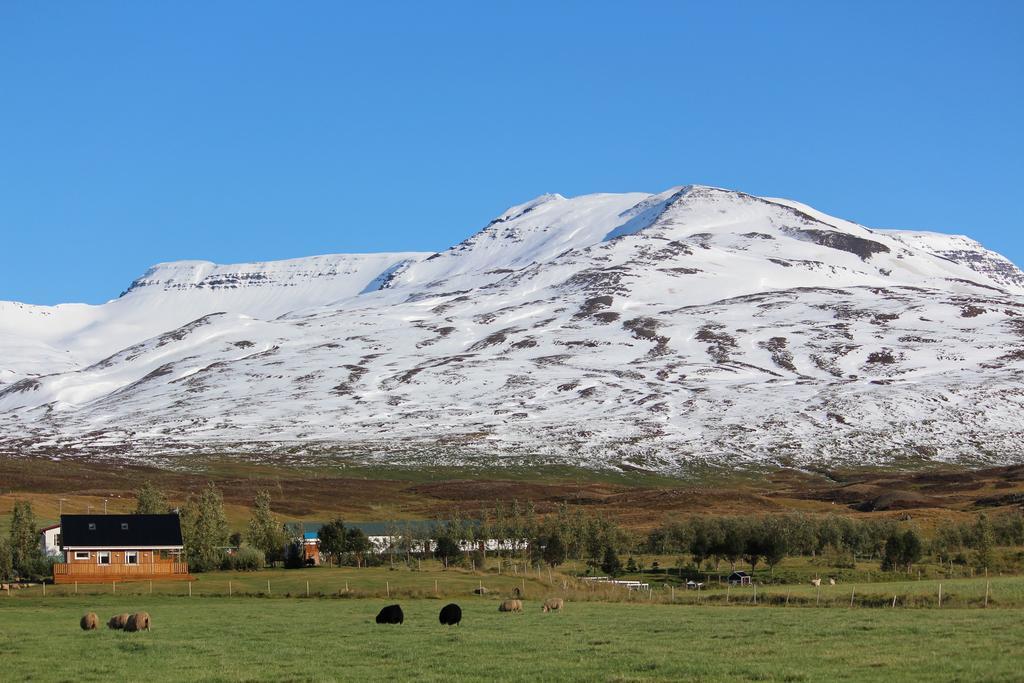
[108,613,130,630]
[541,598,564,613]
[498,599,523,613]
[125,611,151,632]
[80,612,99,630]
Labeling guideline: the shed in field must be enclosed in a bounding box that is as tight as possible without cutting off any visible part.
[728,571,751,586]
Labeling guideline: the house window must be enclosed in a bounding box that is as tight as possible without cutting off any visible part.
[74,551,90,561]
[159,550,170,560]
[97,552,111,565]
[121,523,129,530]
[88,523,96,531]
[125,552,139,565]
[55,534,61,546]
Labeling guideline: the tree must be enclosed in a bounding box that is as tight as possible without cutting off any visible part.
[542,532,567,568]
[882,533,904,572]
[180,484,230,572]
[719,518,747,570]
[881,529,923,573]
[134,481,170,514]
[760,518,791,576]
[318,519,347,567]
[246,491,286,564]
[0,538,13,581]
[973,514,996,571]
[345,527,371,567]
[284,539,306,569]
[600,545,623,577]
[9,500,43,577]
[434,534,462,567]
[901,529,923,571]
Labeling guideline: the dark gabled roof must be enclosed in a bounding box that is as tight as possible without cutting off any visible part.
[59,514,183,548]
[729,571,750,577]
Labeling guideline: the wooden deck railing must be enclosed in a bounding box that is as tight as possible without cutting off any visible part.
[53,562,190,581]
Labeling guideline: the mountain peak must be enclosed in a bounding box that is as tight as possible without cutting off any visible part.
[3,184,1023,471]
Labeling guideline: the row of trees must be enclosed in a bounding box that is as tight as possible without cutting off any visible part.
[6,481,1022,580]
[644,511,1024,574]
[387,502,630,574]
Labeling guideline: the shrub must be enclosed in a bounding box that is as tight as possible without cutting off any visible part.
[221,547,265,571]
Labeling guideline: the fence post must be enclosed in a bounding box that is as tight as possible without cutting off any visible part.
[306,581,310,597]
[434,579,438,596]
[150,580,153,595]
[850,586,856,608]
[229,580,232,597]
[892,594,897,608]
[816,586,820,607]
[984,582,990,607]
[75,581,78,594]
[937,583,941,608]
[113,581,116,595]
[267,580,271,596]
[42,582,46,597]
[189,582,192,597]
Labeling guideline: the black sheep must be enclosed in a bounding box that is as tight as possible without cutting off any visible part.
[438,603,462,626]
[375,604,404,625]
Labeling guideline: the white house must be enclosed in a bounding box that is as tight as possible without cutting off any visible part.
[39,523,63,558]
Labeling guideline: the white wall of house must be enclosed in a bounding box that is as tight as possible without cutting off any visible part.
[39,526,63,558]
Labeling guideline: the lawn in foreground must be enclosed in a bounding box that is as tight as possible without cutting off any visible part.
[1,597,1020,682]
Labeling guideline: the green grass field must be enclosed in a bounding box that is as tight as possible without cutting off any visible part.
[1,594,1021,682]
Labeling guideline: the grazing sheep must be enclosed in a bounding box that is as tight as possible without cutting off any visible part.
[439,603,462,626]
[472,587,488,595]
[829,578,836,586]
[107,613,130,630]
[125,611,151,632]
[542,598,564,613]
[498,599,523,613]
[811,578,822,587]
[375,604,404,625]
[80,612,99,630]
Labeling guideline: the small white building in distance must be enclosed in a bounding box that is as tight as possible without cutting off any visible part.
[39,523,63,558]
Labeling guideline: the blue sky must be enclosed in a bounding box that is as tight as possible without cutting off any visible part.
[2,1,1022,305]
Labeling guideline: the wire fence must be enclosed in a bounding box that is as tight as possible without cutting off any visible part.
[2,571,1021,609]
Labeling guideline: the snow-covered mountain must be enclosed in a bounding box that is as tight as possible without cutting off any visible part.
[2,185,1023,472]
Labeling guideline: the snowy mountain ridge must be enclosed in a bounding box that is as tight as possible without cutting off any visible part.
[2,185,1023,473]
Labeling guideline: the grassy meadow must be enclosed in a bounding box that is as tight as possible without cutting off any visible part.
[1,594,1022,682]
[2,569,1023,681]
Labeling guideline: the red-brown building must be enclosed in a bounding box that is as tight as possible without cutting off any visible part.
[53,514,191,584]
